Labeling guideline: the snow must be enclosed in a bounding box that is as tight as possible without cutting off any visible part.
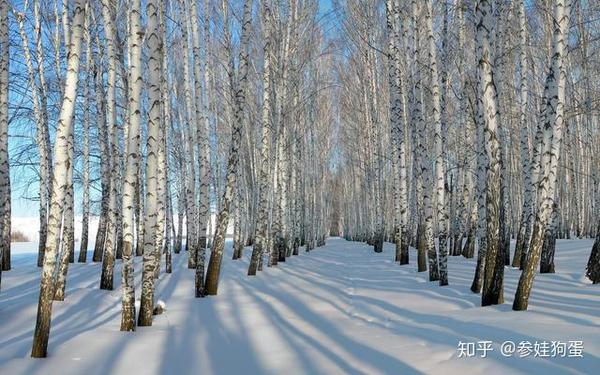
[0,238,598,374]
[155,300,166,310]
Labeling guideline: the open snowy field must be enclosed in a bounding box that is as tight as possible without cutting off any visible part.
[0,238,598,375]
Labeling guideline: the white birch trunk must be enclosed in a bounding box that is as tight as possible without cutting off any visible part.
[31,0,86,357]
[138,0,163,327]
[514,0,571,311]
[204,0,252,294]
[181,0,198,270]
[99,0,119,290]
[425,0,448,286]
[189,0,210,296]
[513,0,533,268]
[53,124,75,301]
[17,4,49,268]
[0,0,9,283]
[120,0,142,331]
[476,0,504,306]
[78,5,92,263]
[248,0,272,275]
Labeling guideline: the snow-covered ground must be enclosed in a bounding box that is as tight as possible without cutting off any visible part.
[0,238,598,375]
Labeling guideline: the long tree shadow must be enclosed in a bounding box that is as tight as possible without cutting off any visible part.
[240,276,424,374]
[353,294,600,374]
[158,282,265,374]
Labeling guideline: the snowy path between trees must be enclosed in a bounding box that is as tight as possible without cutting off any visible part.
[0,238,599,375]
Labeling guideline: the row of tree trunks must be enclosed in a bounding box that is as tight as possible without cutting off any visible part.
[0,0,592,360]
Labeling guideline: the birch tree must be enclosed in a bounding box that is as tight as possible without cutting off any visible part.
[0,0,9,285]
[99,0,119,291]
[513,0,532,269]
[180,0,198,271]
[120,0,143,331]
[78,6,92,263]
[189,0,210,297]
[513,0,572,311]
[31,0,86,357]
[476,0,503,306]
[16,0,51,269]
[204,0,253,295]
[248,0,273,275]
[425,0,448,286]
[138,0,163,327]
[587,221,600,284]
